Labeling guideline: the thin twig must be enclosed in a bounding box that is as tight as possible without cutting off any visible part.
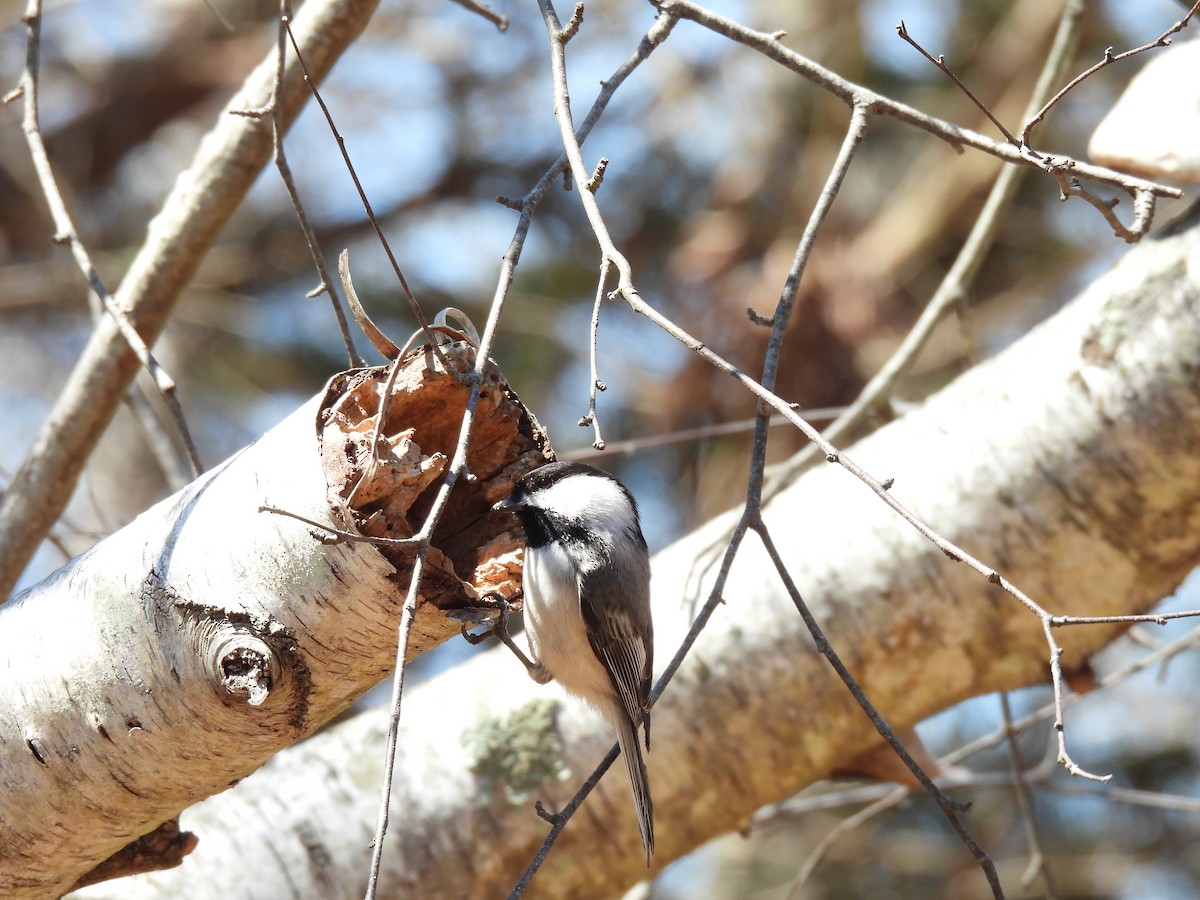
[955,623,1200,769]
[446,0,509,32]
[895,21,1019,147]
[578,258,610,450]
[1059,179,1157,243]
[124,387,201,491]
[785,790,907,898]
[281,16,451,374]
[755,521,1003,900]
[1046,780,1200,814]
[1051,608,1200,627]
[436,43,697,883]
[364,549,426,899]
[272,1,362,368]
[1000,693,1061,898]
[564,405,850,461]
[495,12,678,218]
[506,745,621,898]
[1041,618,1108,782]
[10,0,203,479]
[258,505,420,549]
[361,369,480,894]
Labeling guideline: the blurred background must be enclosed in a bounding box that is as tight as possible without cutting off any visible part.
[2,0,1198,896]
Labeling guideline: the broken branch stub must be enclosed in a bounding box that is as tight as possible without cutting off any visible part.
[0,340,546,898]
[318,339,548,654]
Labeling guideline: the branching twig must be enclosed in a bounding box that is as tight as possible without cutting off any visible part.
[763,622,1200,834]
[527,1,1007,890]
[764,0,1091,497]
[654,0,1182,243]
[954,623,1200,769]
[451,29,682,879]
[895,4,1194,241]
[658,0,1200,788]
[523,1,1200,892]
[1021,0,1200,147]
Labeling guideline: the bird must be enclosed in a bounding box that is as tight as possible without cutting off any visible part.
[494,460,655,863]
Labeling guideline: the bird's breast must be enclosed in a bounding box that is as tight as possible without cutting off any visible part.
[523,543,615,705]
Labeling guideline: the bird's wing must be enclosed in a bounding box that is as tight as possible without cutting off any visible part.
[578,557,653,728]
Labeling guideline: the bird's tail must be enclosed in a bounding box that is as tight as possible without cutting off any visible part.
[615,711,654,865]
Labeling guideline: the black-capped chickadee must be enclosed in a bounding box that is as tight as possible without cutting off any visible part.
[494,461,655,863]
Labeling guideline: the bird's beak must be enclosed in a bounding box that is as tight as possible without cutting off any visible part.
[493,498,518,513]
